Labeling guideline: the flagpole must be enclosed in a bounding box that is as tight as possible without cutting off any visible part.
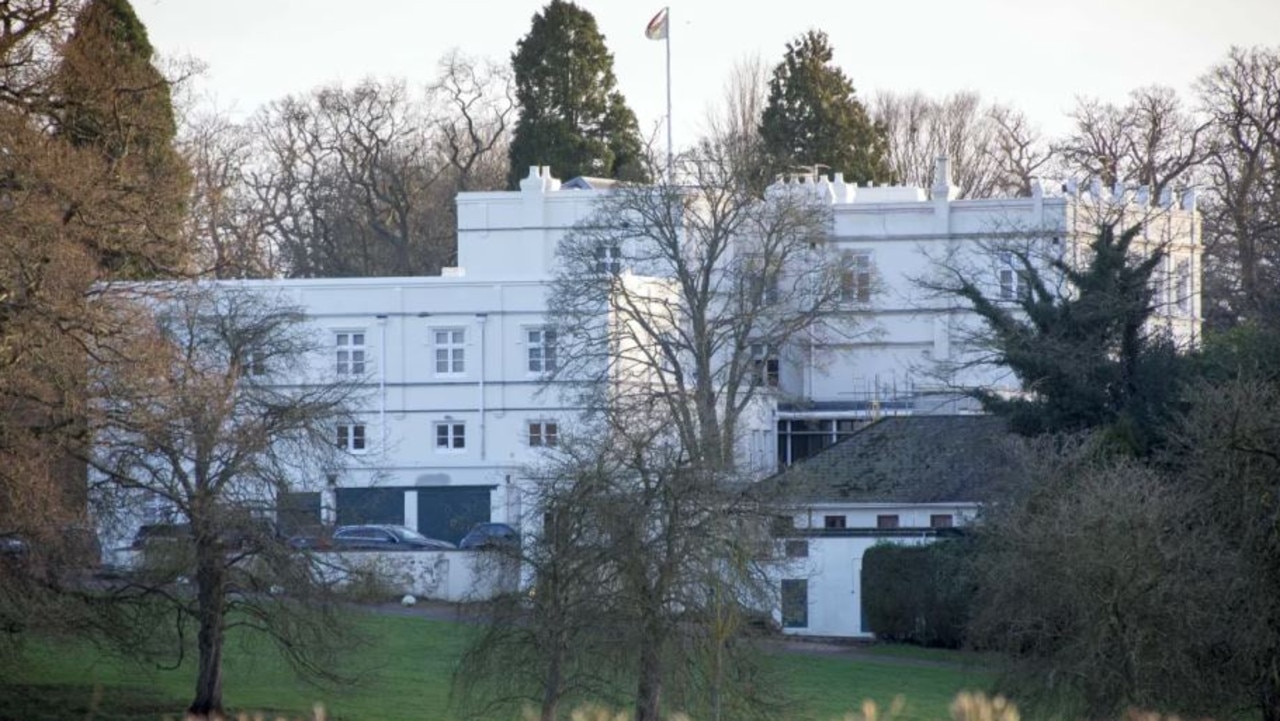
[664,6,673,183]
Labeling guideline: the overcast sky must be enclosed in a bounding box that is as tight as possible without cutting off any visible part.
[133,0,1280,144]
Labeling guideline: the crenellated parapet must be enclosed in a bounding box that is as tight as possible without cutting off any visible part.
[766,155,1199,216]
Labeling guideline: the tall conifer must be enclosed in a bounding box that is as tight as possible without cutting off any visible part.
[508,0,646,186]
[760,30,889,184]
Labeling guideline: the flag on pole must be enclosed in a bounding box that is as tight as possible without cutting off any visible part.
[645,8,668,40]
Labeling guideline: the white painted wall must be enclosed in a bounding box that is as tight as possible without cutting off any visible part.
[772,502,981,638]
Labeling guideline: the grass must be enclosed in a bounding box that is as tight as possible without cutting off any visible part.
[0,611,993,721]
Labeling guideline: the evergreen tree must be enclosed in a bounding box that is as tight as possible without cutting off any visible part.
[54,0,191,278]
[760,30,889,184]
[508,0,646,187]
[936,224,1183,452]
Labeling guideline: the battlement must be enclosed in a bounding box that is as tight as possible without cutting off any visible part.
[764,156,1200,214]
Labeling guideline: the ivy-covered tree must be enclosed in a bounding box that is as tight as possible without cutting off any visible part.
[508,0,647,187]
[931,224,1182,451]
[53,0,191,278]
[760,30,889,185]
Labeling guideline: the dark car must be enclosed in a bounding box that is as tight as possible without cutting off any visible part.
[130,523,192,550]
[0,533,30,558]
[458,522,519,550]
[331,524,455,551]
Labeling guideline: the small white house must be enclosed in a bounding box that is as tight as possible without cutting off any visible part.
[768,414,1012,638]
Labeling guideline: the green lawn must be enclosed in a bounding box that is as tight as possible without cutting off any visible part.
[0,612,993,721]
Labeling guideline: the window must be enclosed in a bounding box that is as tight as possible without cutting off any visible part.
[527,328,558,373]
[595,244,622,275]
[434,329,465,375]
[434,422,466,451]
[930,514,954,529]
[1174,259,1192,314]
[776,418,863,467]
[745,256,780,306]
[750,343,779,388]
[237,350,267,377]
[823,515,847,530]
[998,253,1032,301]
[528,421,559,447]
[784,540,809,558]
[771,515,795,534]
[335,332,366,375]
[841,251,873,303]
[336,423,367,453]
[876,514,900,529]
[781,579,808,628]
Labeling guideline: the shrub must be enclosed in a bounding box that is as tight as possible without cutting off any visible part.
[861,539,973,647]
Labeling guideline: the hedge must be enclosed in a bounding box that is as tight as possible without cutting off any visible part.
[861,538,974,647]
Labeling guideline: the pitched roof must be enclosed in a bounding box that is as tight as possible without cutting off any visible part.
[773,415,1014,504]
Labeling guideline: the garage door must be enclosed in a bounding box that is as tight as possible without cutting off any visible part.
[335,487,405,526]
[416,486,493,544]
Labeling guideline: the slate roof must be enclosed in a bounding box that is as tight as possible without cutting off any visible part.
[772,415,1015,505]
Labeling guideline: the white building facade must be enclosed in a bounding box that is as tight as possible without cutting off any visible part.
[125,163,1200,590]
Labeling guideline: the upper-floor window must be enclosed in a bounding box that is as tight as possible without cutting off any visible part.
[998,252,1032,302]
[236,349,267,377]
[528,420,559,447]
[840,251,873,303]
[930,514,954,529]
[335,332,366,375]
[876,514,900,529]
[337,423,367,453]
[595,244,622,275]
[527,328,558,373]
[435,422,466,451]
[744,255,781,306]
[1173,259,1192,314]
[823,514,847,530]
[750,343,779,388]
[434,329,466,375]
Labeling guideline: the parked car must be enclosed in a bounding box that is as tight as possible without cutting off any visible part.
[331,524,456,551]
[0,533,30,558]
[458,522,519,550]
[130,523,192,550]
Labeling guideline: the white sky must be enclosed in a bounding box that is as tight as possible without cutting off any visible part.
[133,0,1280,143]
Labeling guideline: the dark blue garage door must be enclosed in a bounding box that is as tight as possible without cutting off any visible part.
[335,487,405,526]
[417,486,493,545]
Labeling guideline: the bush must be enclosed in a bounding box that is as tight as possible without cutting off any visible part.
[861,539,973,647]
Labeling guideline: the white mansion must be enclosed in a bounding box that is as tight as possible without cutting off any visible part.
[125,161,1202,635]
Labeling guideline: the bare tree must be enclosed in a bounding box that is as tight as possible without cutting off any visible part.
[86,284,364,718]
[428,49,514,193]
[1196,46,1280,326]
[453,442,628,721]
[874,90,1013,198]
[179,109,277,278]
[244,59,513,279]
[248,79,453,277]
[1057,86,1210,200]
[988,105,1056,197]
[551,141,860,469]
[702,54,772,192]
[968,435,1210,718]
[535,141,863,721]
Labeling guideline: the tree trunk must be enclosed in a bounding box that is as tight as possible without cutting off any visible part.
[539,642,563,721]
[635,637,663,721]
[188,539,227,718]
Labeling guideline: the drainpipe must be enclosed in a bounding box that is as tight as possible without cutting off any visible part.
[476,313,488,461]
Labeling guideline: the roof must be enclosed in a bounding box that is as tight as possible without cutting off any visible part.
[772,415,1014,505]
[561,176,621,190]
